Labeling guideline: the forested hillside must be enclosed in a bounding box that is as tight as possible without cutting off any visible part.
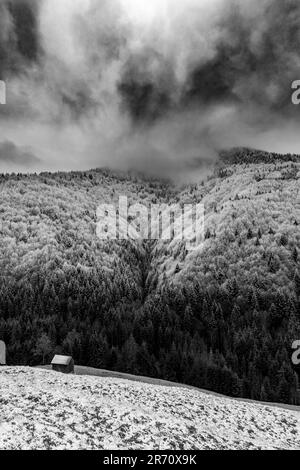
[0,149,299,404]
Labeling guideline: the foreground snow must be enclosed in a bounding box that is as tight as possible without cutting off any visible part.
[0,367,299,450]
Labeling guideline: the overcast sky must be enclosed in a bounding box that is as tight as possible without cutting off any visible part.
[0,0,300,174]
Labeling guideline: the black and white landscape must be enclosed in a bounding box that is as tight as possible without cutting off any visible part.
[0,0,300,452]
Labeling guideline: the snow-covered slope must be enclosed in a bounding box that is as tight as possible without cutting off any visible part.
[0,368,299,450]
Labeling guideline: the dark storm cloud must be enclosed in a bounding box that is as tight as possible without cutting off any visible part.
[0,0,300,174]
[0,141,40,167]
[0,0,40,79]
[8,0,40,62]
[118,0,300,124]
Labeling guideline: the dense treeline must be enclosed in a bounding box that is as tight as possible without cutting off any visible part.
[1,259,299,404]
[221,147,300,165]
[0,154,299,404]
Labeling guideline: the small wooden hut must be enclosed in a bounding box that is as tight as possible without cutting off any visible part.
[51,355,74,374]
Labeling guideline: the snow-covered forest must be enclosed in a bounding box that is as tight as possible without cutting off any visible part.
[0,148,299,404]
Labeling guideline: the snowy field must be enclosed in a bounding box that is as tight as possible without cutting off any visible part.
[0,367,299,450]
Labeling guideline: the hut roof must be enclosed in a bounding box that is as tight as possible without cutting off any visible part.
[51,355,73,366]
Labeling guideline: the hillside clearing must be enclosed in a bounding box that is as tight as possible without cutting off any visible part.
[0,367,299,450]
[38,365,300,413]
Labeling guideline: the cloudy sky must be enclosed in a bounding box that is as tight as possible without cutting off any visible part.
[0,0,300,174]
